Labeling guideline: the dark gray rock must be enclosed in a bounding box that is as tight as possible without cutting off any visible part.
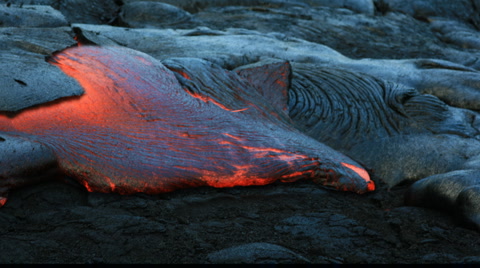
[0,4,68,27]
[193,4,480,67]
[274,212,377,257]
[405,170,480,210]
[455,185,480,229]
[431,19,480,50]
[4,0,120,24]
[55,0,119,24]
[463,256,480,264]
[127,0,374,15]
[119,2,197,29]
[306,0,374,15]
[0,27,83,112]
[0,238,35,263]
[127,0,310,13]
[376,0,480,27]
[349,135,480,187]
[0,134,58,205]
[206,242,310,263]
[420,253,459,263]
[405,170,480,229]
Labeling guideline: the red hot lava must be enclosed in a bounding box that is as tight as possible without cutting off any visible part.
[0,45,374,199]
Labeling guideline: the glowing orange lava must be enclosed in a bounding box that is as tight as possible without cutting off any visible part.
[0,197,7,207]
[0,45,374,196]
[184,90,250,112]
[341,162,374,191]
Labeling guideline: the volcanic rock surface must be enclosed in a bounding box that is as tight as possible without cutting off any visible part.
[1,0,480,264]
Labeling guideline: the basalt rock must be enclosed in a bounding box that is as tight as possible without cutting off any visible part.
[3,0,119,25]
[118,2,198,29]
[0,4,68,27]
[375,0,480,28]
[0,26,83,112]
[206,242,310,263]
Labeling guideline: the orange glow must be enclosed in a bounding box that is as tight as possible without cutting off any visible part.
[184,89,249,112]
[202,164,277,188]
[177,70,191,80]
[276,79,287,88]
[82,181,93,192]
[341,162,370,181]
[0,46,375,196]
[0,197,7,207]
[222,133,246,142]
[341,162,375,191]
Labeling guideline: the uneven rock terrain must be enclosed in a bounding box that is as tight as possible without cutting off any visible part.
[1,0,480,263]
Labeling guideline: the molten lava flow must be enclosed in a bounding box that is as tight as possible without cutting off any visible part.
[184,89,249,113]
[0,45,374,197]
[0,197,7,207]
[341,162,374,191]
[176,70,191,80]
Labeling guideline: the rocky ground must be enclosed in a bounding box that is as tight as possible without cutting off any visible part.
[1,0,480,264]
